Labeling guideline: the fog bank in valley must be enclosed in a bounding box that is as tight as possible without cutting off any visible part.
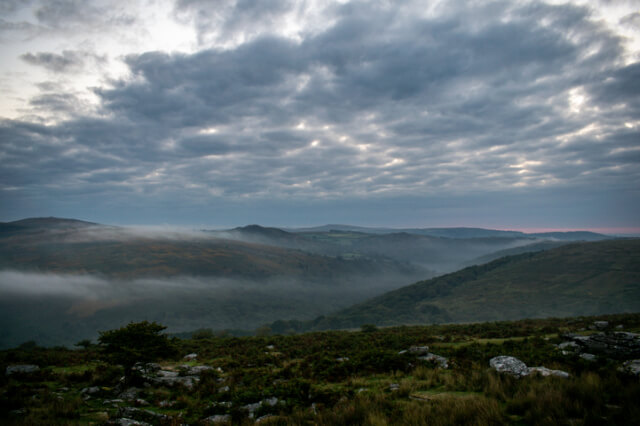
[0,269,417,349]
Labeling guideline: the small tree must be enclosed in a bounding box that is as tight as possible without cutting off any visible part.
[98,321,177,371]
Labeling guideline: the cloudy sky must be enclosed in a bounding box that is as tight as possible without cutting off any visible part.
[0,0,639,231]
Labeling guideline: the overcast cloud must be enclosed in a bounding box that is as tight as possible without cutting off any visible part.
[0,0,639,230]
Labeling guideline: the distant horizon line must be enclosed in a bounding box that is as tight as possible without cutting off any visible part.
[3,216,640,236]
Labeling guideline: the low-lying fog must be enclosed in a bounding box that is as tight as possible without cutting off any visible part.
[0,269,413,349]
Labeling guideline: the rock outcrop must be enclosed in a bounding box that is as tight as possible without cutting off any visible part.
[489,356,569,379]
[560,332,640,360]
[130,362,213,389]
[489,356,530,377]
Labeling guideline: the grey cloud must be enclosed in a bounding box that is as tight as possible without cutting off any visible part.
[0,0,33,15]
[174,0,296,46]
[34,0,136,29]
[1,0,639,225]
[20,50,104,73]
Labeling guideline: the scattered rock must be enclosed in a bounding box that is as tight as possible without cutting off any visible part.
[558,341,579,351]
[108,419,151,426]
[266,345,275,350]
[491,356,569,378]
[619,359,640,376]
[580,353,597,362]
[561,332,640,359]
[257,414,276,423]
[81,386,101,396]
[336,357,349,362]
[204,414,231,423]
[116,407,170,424]
[263,397,278,407]
[183,365,213,375]
[118,387,141,401]
[242,402,262,418]
[134,398,150,406]
[489,356,530,378]
[408,346,430,355]
[131,363,160,376]
[183,353,198,361]
[157,400,175,408]
[131,362,210,389]
[6,364,40,375]
[528,367,570,379]
[389,383,400,391]
[218,386,230,393]
[590,321,609,330]
[418,353,449,369]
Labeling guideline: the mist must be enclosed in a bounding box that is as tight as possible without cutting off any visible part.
[0,269,419,349]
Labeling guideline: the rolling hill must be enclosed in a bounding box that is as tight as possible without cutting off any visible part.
[213,225,548,274]
[298,239,640,331]
[0,218,423,281]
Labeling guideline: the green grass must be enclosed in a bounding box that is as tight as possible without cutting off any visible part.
[2,313,640,424]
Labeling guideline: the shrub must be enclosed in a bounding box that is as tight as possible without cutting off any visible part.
[97,321,177,371]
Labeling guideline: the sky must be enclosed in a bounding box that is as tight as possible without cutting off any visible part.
[0,0,639,231]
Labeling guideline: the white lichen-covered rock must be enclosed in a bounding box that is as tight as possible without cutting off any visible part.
[408,346,430,355]
[418,353,449,369]
[110,419,151,426]
[528,366,570,379]
[558,341,579,350]
[6,364,40,375]
[489,356,530,377]
[619,359,640,376]
[183,353,198,361]
[204,414,231,423]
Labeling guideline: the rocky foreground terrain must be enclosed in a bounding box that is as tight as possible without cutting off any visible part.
[2,313,640,425]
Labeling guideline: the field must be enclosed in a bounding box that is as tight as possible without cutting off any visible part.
[2,313,640,425]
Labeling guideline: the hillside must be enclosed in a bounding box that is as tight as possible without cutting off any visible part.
[287,224,610,240]
[305,239,640,330]
[0,220,421,281]
[217,225,542,274]
[0,219,427,348]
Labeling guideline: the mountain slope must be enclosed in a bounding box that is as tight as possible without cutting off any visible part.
[308,239,640,330]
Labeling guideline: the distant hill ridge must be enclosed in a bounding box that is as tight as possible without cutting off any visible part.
[286,224,610,240]
[270,239,640,333]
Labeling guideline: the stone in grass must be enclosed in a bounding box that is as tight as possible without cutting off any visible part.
[6,365,39,375]
[204,414,231,423]
[619,359,640,376]
[528,367,570,379]
[109,419,151,426]
[81,386,101,395]
[489,356,530,378]
[418,353,449,369]
[116,407,170,424]
[183,353,198,361]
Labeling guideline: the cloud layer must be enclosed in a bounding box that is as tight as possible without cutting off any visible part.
[0,0,639,228]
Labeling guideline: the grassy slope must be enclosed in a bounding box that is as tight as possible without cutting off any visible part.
[314,239,640,329]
